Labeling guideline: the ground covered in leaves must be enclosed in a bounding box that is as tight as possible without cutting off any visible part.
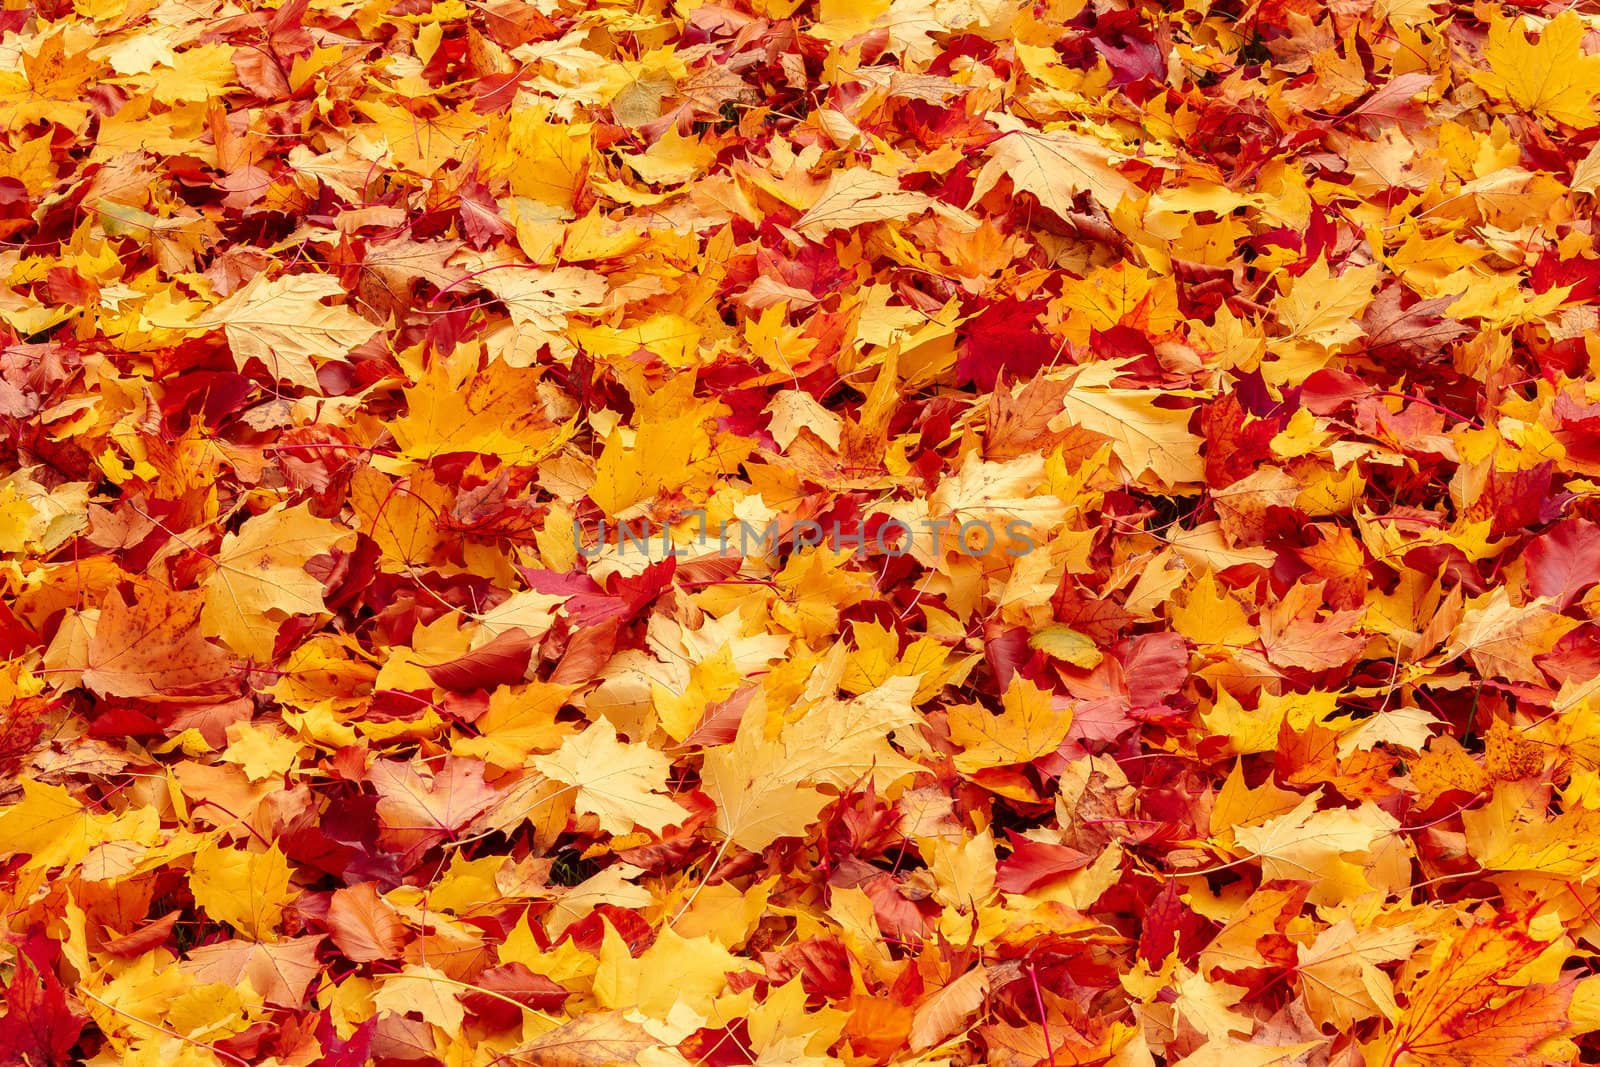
[5,0,1600,1063]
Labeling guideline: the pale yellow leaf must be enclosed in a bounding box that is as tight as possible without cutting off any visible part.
[970,115,1138,216]
[531,717,685,835]
[185,273,381,390]
[1049,362,1205,487]
[1477,11,1600,129]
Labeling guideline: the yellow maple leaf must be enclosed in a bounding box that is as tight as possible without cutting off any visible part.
[701,676,923,852]
[373,965,465,1032]
[189,840,298,940]
[1209,761,1305,837]
[571,312,704,368]
[1476,10,1600,129]
[794,168,946,241]
[1171,570,1256,649]
[1273,259,1379,348]
[596,924,747,1019]
[0,779,118,873]
[180,273,381,390]
[1028,624,1103,669]
[589,374,726,518]
[201,503,355,661]
[652,645,741,742]
[1232,793,1407,906]
[350,467,450,569]
[455,682,577,767]
[388,353,575,467]
[970,114,1139,217]
[843,620,976,703]
[503,108,592,209]
[1441,589,1578,686]
[532,718,685,835]
[1048,362,1205,487]
[219,722,303,783]
[1295,918,1417,1030]
[948,676,1072,774]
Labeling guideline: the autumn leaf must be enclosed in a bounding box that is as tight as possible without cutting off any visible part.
[374,965,467,1032]
[508,1011,656,1067]
[1296,918,1417,1029]
[200,503,354,660]
[948,675,1072,773]
[701,675,923,852]
[387,354,574,467]
[181,935,322,1008]
[1049,361,1206,487]
[81,581,233,699]
[1441,589,1578,686]
[1375,916,1576,1066]
[178,273,381,390]
[326,883,406,963]
[908,966,989,1051]
[188,840,298,940]
[1272,259,1379,348]
[971,115,1139,218]
[794,169,945,241]
[1475,11,1600,129]
[0,780,117,873]
[370,757,500,860]
[531,716,685,835]
[0,937,85,1066]
[1230,792,1408,905]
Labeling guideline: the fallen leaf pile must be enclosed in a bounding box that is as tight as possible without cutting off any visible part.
[5,0,1600,1063]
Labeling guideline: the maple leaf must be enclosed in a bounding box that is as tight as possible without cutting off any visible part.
[948,676,1072,773]
[1462,789,1600,877]
[1259,581,1367,672]
[182,935,323,1008]
[453,680,575,767]
[1475,11,1600,130]
[0,780,115,873]
[456,254,607,349]
[1522,518,1600,610]
[1048,361,1205,487]
[1376,916,1576,1067]
[1295,918,1417,1029]
[189,840,298,940]
[80,581,233,699]
[1440,589,1578,686]
[374,965,467,1032]
[178,273,381,390]
[370,757,500,859]
[588,374,727,517]
[200,503,354,661]
[1360,286,1471,362]
[508,1011,656,1067]
[1172,571,1256,650]
[388,354,574,467]
[326,883,406,963]
[701,675,923,853]
[794,169,946,241]
[971,115,1139,218]
[0,936,85,1067]
[531,717,685,835]
[595,923,748,1018]
[1231,792,1406,905]
[909,966,989,1051]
